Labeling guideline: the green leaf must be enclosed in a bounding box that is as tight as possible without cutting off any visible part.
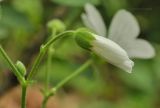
[52,0,100,7]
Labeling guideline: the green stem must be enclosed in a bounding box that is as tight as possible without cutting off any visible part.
[45,47,54,90]
[41,59,92,108]
[41,92,53,108]
[54,59,92,91]
[27,45,47,80]
[45,54,50,90]
[45,30,56,90]
[0,45,25,84]
[43,31,74,49]
[21,84,27,108]
[41,97,48,108]
[27,31,74,80]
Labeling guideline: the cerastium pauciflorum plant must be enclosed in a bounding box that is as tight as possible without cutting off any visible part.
[0,12,136,108]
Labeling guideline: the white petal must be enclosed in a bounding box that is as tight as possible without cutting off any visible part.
[91,35,134,73]
[81,13,97,33]
[108,9,140,44]
[118,60,134,73]
[108,9,155,59]
[83,3,107,36]
[121,39,155,59]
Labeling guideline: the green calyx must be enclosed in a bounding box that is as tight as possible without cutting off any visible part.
[15,61,27,77]
[75,28,95,51]
[47,19,66,33]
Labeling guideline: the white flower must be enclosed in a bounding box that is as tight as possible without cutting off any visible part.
[82,4,155,59]
[75,29,134,73]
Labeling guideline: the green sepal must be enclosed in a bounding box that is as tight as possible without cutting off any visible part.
[75,28,95,51]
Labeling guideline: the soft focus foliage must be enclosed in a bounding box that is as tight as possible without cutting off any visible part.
[0,0,160,108]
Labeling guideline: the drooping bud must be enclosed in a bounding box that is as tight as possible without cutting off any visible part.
[15,61,27,76]
[47,19,66,33]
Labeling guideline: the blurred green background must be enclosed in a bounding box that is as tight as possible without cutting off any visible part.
[0,0,160,108]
